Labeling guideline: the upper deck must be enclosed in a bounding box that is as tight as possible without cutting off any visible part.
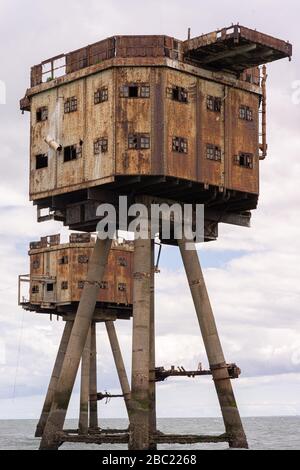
[22,25,291,91]
[19,26,292,235]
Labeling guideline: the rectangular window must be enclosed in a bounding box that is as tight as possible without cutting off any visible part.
[140,85,150,98]
[172,137,188,154]
[94,87,108,104]
[36,154,48,170]
[64,96,77,113]
[128,85,139,98]
[64,145,81,162]
[78,255,89,264]
[47,283,54,292]
[128,133,150,150]
[239,105,253,121]
[32,285,39,294]
[207,95,222,112]
[100,281,108,290]
[58,256,68,265]
[118,257,128,267]
[118,283,127,292]
[36,106,48,122]
[206,144,222,162]
[94,137,108,155]
[61,281,68,290]
[167,86,188,103]
[140,135,150,149]
[32,259,40,269]
[78,281,85,290]
[234,152,254,169]
[120,83,150,98]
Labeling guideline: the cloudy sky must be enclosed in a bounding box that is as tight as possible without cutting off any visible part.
[0,0,300,422]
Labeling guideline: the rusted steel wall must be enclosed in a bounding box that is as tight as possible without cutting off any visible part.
[57,81,85,189]
[30,251,44,305]
[198,80,225,187]
[165,69,197,181]
[30,69,115,198]
[66,38,115,74]
[241,67,260,86]
[115,35,180,60]
[29,64,261,199]
[150,68,166,175]
[115,67,152,176]
[225,88,260,193]
[85,69,115,181]
[30,88,57,196]
[56,247,71,304]
[28,241,133,307]
[116,36,166,58]
[184,31,218,51]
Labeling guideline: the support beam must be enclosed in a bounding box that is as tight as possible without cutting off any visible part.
[40,237,112,450]
[79,328,91,435]
[149,238,157,449]
[129,229,152,450]
[35,321,73,438]
[89,322,98,430]
[178,237,248,449]
[155,433,228,444]
[201,44,257,64]
[105,321,132,422]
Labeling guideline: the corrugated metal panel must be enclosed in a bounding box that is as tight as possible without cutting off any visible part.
[198,80,225,187]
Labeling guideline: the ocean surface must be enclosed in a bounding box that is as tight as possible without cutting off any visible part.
[0,417,299,450]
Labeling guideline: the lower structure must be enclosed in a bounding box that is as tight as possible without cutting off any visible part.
[20,229,247,450]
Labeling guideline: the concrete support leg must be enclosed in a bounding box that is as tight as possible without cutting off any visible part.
[79,328,91,435]
[40,237,112,450]
[105,321,132,423]
[89,322,98,431]
[35,321,73,438]
[129,232,152,450]
[178,238,248,449]
[149,239,157,449]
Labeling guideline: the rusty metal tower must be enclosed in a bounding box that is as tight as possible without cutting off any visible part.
[20,25,292,450]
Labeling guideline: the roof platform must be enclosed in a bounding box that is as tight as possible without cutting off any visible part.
[183,24,292,74]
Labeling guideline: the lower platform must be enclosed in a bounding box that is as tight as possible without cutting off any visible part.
[53,429,228,447]
[34,176,256,239]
